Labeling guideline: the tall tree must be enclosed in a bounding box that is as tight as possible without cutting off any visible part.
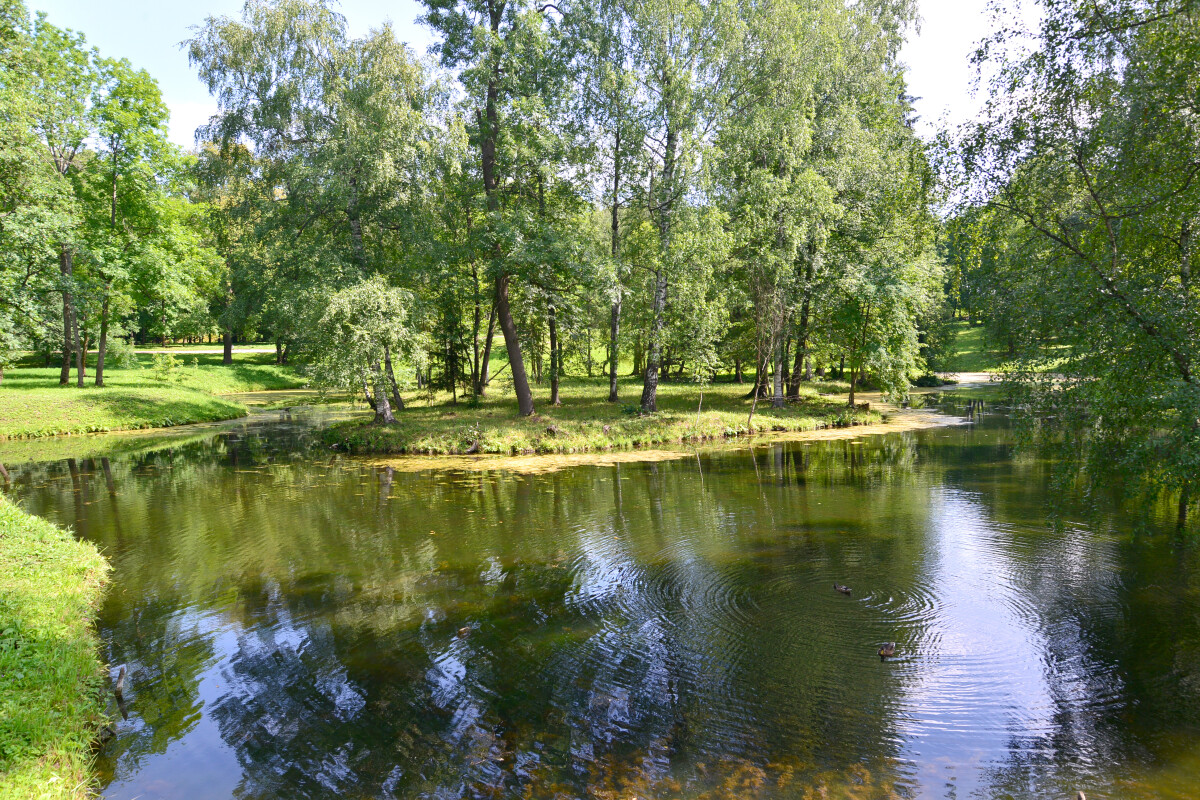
[421,0,562,416]
[84,57,172,385]
[27,13,99,386]
[624,0,744,412]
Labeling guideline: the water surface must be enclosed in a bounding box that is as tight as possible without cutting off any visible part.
[7,407,1200,799]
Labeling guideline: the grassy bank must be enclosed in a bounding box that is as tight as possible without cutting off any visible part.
[0,352,305,439]
[942,320,1069,374]
[0,497,109,800]
[943,320,1011,373]
[326,377,879,455]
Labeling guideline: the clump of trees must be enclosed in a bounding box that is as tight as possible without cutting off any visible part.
[0,3,221,384]
[945,0,1200,521]
[2,0,942,411]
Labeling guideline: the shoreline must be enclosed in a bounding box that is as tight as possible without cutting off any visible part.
[349,408,965,474]
[0,497,110,800]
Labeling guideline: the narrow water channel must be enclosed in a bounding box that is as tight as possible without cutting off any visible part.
[6,406,1200,799]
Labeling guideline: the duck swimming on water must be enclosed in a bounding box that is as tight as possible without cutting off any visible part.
[878,642,896,659]
[833,583,852,595]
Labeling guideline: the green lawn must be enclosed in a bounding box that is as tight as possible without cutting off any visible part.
[943,320,1012,373]
[0,497,109,800]
[0,353,306,439]
[327,375,877,456]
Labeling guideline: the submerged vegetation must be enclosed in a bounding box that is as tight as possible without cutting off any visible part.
[0,497,109,800]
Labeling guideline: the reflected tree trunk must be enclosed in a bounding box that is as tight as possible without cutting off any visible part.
[101,457,116,496]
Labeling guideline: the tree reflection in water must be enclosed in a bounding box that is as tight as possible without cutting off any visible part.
[6,411,1200,798]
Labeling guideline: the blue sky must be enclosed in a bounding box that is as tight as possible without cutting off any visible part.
[27,0,999,148]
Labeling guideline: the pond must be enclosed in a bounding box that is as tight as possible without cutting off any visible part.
[6,404,1200,799]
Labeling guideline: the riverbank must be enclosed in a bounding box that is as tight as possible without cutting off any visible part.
[0,352,305,439]
[324,379,881,456]
[0,497,110,800]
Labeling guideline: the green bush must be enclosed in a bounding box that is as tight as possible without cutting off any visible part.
[104,336,139,369]
[151,352,178,381]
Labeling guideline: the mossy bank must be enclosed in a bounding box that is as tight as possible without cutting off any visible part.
[324,379,880,456]
[0,496,110,800]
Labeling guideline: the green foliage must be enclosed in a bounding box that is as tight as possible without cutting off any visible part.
[950,0,1200,514]
[150,351,177,381]
[103,334,138,369]
[0,496,109,800]
[307,277,425,392]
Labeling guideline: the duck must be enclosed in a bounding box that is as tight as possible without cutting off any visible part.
[833,583,852,595]
[878,642,896,659]
[457,626,471,639]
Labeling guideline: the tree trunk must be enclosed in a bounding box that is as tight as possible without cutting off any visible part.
[608,127,622,403]
[223,329,233,365]
[478,23,533,417]
[734,357,743,383]
[75,313,85,387]
[96,293,110,386]
[384,344,405,411]
[787,242,818,398]
[471,260,486,395]
[353,373,368,406]
[640,267,667,412]
[745,350,770,398]
[372,362,395,424]
[781,334,791,388]
[59,245,77,386]
[475,304,496,397]
[585,327,593,377]
[641,114,676,414]
[772,336,784,408]
[548,302,560,405]
[496,274,535,416]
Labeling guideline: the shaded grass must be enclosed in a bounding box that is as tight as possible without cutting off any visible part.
[0,497,109,800]
[7,352,304,395]
[0,353,306,439]
[326,376,879,455]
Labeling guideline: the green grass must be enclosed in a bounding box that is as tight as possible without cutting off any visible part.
[944,320,1012,373]
[0,352,306,439]
[326,375,879,456]
[0,497,110,800]
[942,320,1070,374]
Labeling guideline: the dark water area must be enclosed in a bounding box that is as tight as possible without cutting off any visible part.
[7,406,1200,799]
